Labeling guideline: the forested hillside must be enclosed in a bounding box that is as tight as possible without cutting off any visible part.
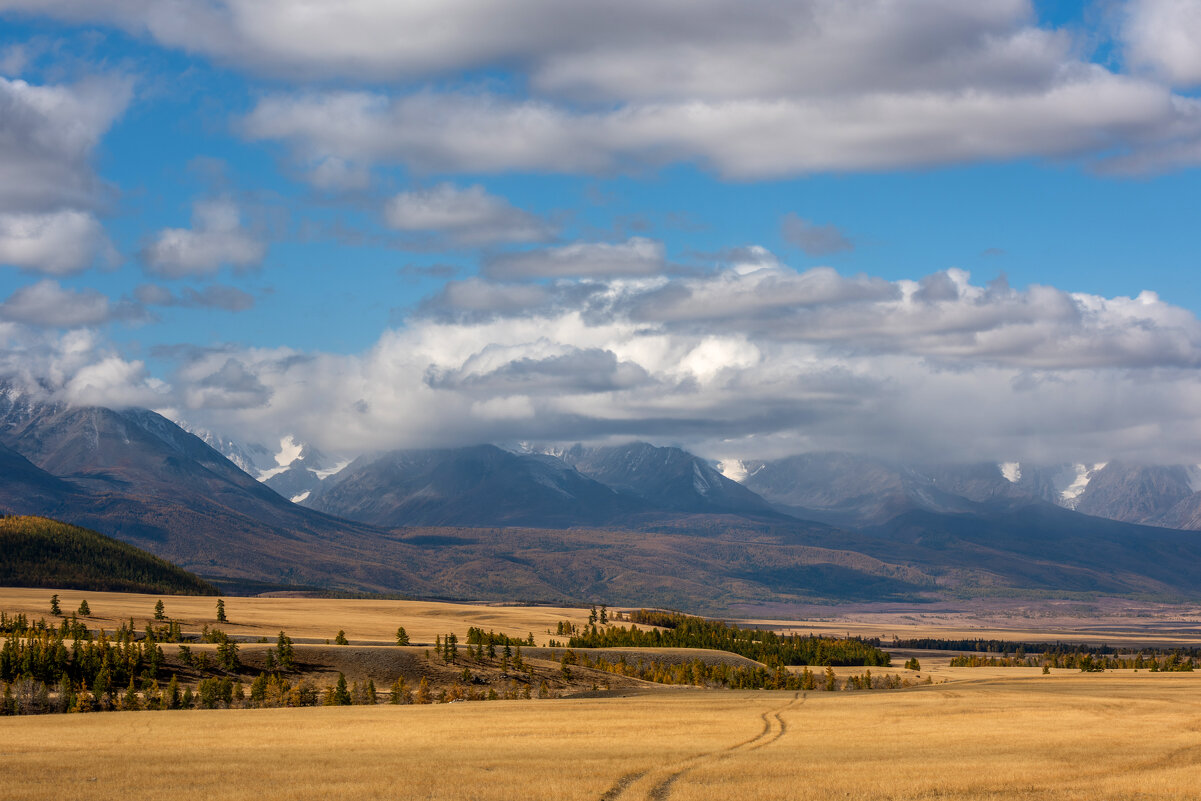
[0,516,217,595]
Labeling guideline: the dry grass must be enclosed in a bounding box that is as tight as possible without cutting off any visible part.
[5,588,1201,799]
[3,676,1201,800]
[0,586,591,645]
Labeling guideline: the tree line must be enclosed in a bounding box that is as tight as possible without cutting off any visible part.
[565,610,892,667]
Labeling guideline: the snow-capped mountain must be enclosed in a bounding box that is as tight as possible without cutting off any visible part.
[740,454,1201,531]
[174,427,350,503]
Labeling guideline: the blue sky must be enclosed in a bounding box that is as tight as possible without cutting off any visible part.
[2,1,1201,465]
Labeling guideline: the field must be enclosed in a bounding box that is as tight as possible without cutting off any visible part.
[4,677,1201,800]
[3,588,1201,800]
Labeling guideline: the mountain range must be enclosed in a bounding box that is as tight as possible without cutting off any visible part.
[3,386,1201,609]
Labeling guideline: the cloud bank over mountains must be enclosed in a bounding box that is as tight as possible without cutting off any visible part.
[6,254,1200,465]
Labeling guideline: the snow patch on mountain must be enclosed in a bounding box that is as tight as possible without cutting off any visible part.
[716,459,749,482]
[999,462,1021,483]
[1060,462,1107,508]
[290,490,310,503]
[314,460,352,480]
[1187,465,1201,493]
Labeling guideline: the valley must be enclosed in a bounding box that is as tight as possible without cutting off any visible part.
[3,588,1201,800]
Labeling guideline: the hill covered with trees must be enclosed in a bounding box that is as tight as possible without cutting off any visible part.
[0,516,217,595]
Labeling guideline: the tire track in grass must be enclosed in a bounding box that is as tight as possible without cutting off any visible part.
[597,692,803,801]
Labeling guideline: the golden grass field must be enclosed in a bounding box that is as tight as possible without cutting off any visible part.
[4,587,1201,799]
[0,586,594,645]
[4,676,1201,800]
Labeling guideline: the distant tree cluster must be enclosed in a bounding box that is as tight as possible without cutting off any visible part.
[567,610,891,667]
[892,637,1201,660]
[568,650,914,691]
[949,652,1196,671]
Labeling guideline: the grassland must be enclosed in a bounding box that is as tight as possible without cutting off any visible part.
[4,587,1201,799]
[3,676,1200,800]
[0,586,592,645]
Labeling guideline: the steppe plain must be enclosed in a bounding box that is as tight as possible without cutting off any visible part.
[3,588,1201,801]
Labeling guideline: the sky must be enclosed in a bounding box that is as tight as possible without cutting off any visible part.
[1,0,1201,466]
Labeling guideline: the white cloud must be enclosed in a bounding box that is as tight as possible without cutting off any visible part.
[142,199,266,277]
[150,261,1201,466]
[0,75,128,275]
[485,237,666,280]
[384,183,554,246]
[0,210,117,275]
[243,72,1200,179]
[14,1,1201,175]
[0,75,131,213]
[1124,0,1201,87]
[0,279,122,328]
[0,1,1077,98]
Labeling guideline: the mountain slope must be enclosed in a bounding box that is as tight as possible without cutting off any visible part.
[305,445,652,527]
[0,391,455,594]
[0,515,218,595]
[560,442,780,517]
[855,501,1201,596]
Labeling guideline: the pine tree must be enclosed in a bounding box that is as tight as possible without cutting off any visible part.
[366,678,377,704]
[50,594,61,616]
[122,678,141,711]
[395,626,409,646]
[216,599,227,623]
[167,674,180,709]
[154,600,166,621]
[276,630,294,670]
[77,599,91,617]
[332,673,351,705]
[334,630,348,645]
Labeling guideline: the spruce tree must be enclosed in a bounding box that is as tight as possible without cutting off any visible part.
[334,630,349,645]
[333,673,351,705]
[167,674,180,709]
[276,630,294,670]
[77,599,91,617]
[216,599,227,623]
[50,594,61,616]
[395,626,409,646]
[154,600,166,621]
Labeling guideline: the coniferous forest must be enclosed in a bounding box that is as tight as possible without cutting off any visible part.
[565,610,892,667]
[0,516,217,596]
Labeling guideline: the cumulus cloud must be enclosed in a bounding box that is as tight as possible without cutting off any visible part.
[384,183,554,246]
[0,75,131,213]
[0,327,164,409]
[0,75,128,275]
[0,210,118,274]
[1124,0,1201,87]
[179,357,272,409]
[0,279,136,328]
[137,260,1201,466]
[420,278,551,317]
[12,2,1201,176]
[142,199,266,277]
[484,237,666,280]
[780,214,853,256]
[242,73,1201,179]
